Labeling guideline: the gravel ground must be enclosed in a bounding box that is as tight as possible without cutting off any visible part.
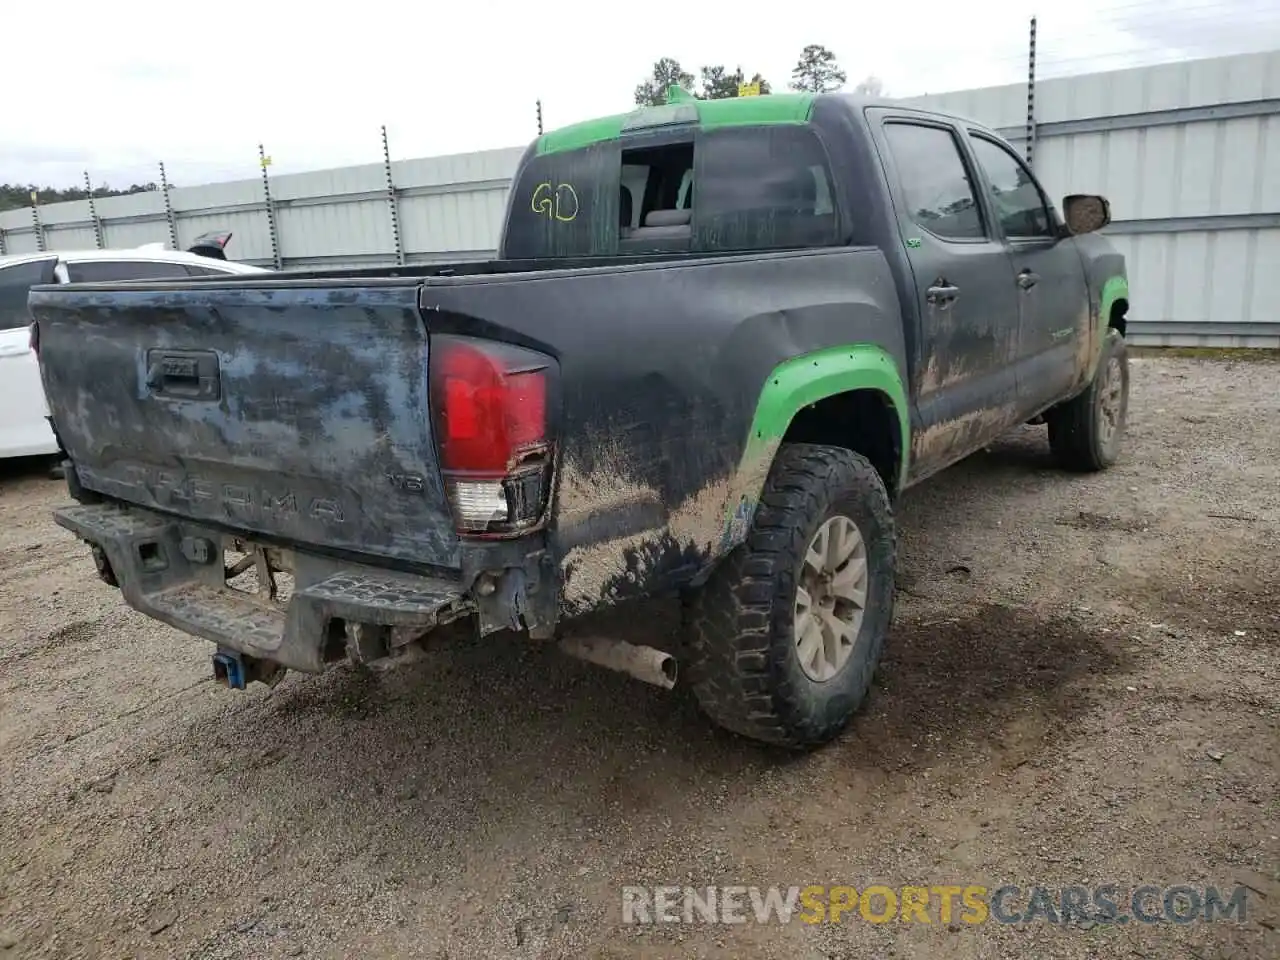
[0,355,1277,960]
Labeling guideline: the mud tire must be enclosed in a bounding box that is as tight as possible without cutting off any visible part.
[1047,328,1130,472]
[685,443,896,748]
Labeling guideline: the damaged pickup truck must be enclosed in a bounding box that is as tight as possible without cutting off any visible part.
[30,90,1131,748]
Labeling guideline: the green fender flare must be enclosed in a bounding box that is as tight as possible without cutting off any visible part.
[1096,275,1129,365]
[716,344,910,554]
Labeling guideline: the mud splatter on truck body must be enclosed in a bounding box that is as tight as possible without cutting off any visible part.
[419,247,910,612]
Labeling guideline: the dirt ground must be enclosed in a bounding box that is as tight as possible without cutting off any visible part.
[0,355,1277,960]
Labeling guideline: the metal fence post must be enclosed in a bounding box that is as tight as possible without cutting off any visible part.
[259,144,282,270]
[381,125,405,266]
[1025,16,1038,167]
[84,171,104,249]
[30,191,46,252]
[158,162,179,250]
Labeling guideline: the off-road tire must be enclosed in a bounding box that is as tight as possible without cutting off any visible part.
[1047,328,1130,472]
[685,443,896,748]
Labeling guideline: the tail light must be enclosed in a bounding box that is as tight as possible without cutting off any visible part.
[429,335,556,537]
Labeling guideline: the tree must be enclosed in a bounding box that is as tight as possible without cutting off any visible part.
[635,58,696,107]
[789,44,847,93]
[853,75,885,97]
[699,65,772,100]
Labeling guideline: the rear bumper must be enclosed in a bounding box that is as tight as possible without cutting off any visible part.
[54,503,471,673]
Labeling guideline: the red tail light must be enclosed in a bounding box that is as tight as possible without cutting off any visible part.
[430,336,556,537]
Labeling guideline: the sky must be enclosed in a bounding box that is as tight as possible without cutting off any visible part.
[5,0,1278,189]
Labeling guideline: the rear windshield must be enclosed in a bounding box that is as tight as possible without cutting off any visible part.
[502,124,840,260]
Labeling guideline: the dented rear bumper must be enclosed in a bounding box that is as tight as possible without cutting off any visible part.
[54,502,473,673]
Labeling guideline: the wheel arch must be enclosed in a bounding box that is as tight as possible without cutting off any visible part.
[1100,275,1129,340]
[1110,297,1129,336]
[781,389,904,495]
[712,344,909,562]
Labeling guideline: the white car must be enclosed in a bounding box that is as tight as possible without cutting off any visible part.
[0,236,268,461]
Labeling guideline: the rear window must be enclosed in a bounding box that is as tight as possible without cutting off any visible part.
[501,124,840,259]
[501,142,622,260]
[693,126,838,253]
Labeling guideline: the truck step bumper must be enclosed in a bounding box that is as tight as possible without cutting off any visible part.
[54,503,471,673]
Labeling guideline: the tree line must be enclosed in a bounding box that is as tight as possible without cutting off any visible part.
[634,44,883,106]
[0,182,158,214]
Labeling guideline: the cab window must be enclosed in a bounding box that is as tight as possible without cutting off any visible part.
[502,141,622,259]
[967,134,1056,239]
[882,122,984,241]
[502,124,841,260]
[691,125,838,253]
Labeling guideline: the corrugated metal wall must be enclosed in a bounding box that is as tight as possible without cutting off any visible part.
[3,51,1278,344]
[0,147,525,269]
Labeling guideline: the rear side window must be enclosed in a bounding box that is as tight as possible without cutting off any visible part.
[882,123,984,241]
[0,259,54,330]
[693,125,839,253]
[66,260,194,283]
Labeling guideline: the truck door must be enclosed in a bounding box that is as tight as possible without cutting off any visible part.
[873,117,1023,479]
[964,132,1091,413]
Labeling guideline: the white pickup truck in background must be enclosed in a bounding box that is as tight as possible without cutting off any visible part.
[0,234,267,461]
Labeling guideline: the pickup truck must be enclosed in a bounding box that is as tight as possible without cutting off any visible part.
[30,89,1130,748]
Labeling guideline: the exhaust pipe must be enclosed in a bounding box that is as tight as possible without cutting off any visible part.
[558,635,678,689]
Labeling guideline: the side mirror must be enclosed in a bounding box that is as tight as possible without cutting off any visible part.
[1062,194,1111,235]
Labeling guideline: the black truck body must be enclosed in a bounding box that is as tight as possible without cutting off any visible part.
[30,92,1131,746]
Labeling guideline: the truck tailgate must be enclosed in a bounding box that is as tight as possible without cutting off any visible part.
[31,281,460,569]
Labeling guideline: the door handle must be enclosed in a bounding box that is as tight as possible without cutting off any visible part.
[926,283,960,305]
[1017,269,1040,290]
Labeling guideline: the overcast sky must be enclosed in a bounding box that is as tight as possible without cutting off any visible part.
[5,0,1277,188]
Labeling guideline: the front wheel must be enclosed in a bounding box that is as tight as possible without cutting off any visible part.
[1047,328,1130,472]
[685,443,896,748]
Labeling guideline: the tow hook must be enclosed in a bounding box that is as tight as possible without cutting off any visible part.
[212,648,287,690]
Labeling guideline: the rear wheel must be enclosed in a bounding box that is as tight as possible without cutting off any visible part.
[685,443,896,748]
[1047,328,1129,471]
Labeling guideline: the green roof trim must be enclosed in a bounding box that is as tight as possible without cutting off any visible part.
[536,93,817,155]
